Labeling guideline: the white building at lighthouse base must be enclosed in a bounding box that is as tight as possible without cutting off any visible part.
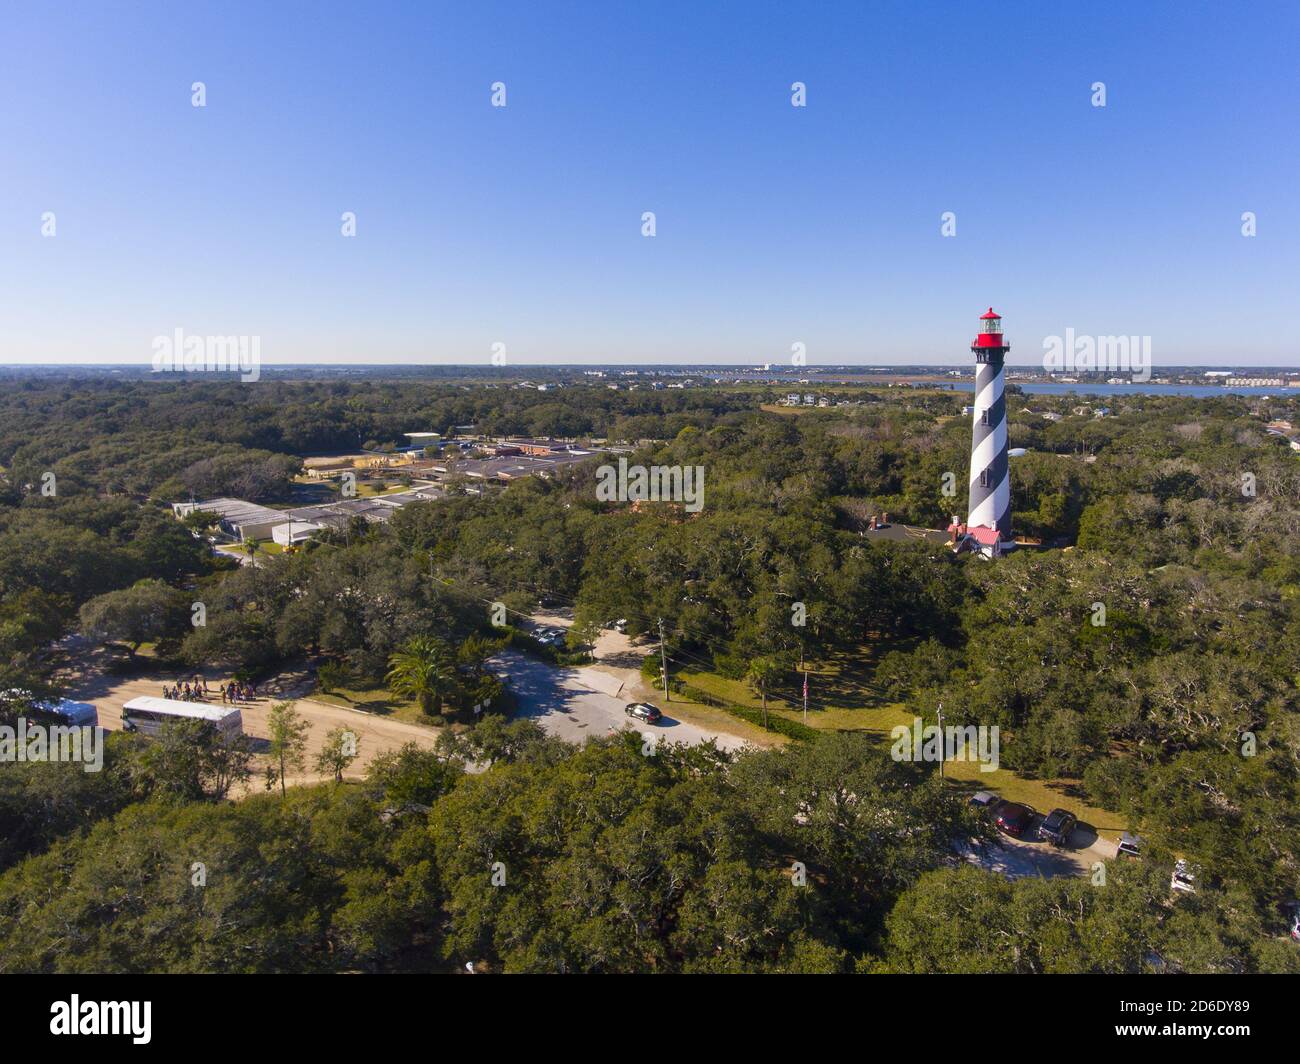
[946,519,1017,559]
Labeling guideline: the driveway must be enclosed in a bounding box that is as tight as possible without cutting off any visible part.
[490,649,749,753]
[961,813,1119,880]
[213,545,256,567]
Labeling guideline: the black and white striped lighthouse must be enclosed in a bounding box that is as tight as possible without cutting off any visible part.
[967,308,1012,543]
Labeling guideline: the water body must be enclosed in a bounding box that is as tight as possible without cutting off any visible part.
[939,381,1300,398]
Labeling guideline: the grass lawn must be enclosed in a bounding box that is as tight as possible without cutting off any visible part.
[353,481,414,497]
[312,683,439,727]
[287,475,412,498]
[678,642,1125,841]
[649,689,781,747]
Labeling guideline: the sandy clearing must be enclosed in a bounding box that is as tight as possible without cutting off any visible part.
[59,650,441,792]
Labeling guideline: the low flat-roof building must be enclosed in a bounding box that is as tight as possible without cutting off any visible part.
[272,520,324,546]
[404,432,442,450]
[171,497,288,542]
[430,450,594,484]
[279,499,398,529]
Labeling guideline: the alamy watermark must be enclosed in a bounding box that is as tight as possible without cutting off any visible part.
[50,996,150,1044]
[890,716,999,772]
[0,717,104,772]
[1042,327,1151,383]
[595,457,704,512]
[151,328,261,382]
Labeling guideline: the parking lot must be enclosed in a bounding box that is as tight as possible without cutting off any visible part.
[963,797,1120,879]
[490,648,749,752]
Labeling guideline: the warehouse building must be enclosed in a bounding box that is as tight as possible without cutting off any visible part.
[171,498,289,543]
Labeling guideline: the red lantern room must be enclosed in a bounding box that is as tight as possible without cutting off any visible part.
[971,307,1010,361]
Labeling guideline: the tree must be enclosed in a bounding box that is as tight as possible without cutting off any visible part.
[78,579,186,657]
[368,741,464,807]
[435,716,558,768]
[455,634,498,670]
[265,701,311,796]
[745,656,781,729]
[315,727,360,784]
[386,636,457,716]
[180,509,220,533]
[565,617,601,654]
[0,787,444,973]
[316,661,350,694]
[137,719,252,801]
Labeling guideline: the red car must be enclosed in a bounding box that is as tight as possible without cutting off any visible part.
[994,802,1036,838]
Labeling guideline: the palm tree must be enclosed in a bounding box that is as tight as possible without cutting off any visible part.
[386,636,457,716]
[745,656,785,729]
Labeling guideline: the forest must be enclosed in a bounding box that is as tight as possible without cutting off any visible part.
[1,376,1298,971]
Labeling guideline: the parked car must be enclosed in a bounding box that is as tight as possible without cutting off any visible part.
[1037,808,1077,847]
[1117,832,1143,859]
[624,702,663,724]
[535,627,566,647]
[994,802,1036,838]
[1170,859,1198,895]
[968,790,1002,815]
[605,618,628,633]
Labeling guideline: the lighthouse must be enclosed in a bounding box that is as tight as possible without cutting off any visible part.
[954,308,1013,555]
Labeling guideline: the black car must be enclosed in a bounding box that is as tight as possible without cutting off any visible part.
[994,802,1036,838]
[1037,808,1077,847]
[624,702,663,724]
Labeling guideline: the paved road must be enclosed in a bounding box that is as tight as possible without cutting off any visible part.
[491,649,748,753]
[213,545,256,566]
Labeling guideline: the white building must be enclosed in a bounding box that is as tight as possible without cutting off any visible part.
[272,520,324,546]
[171,497,288,542]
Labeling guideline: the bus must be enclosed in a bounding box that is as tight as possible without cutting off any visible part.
[34,699,99,728]
[120,697,243,740]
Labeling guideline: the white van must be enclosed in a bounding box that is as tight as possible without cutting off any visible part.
[121,697,242,740]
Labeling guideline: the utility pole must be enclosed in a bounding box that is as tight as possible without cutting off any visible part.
[657,617,670,703]
[936,701,945,779]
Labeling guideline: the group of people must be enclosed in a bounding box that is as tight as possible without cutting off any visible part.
[162,678,207,702]
[161,678,260,704]
[221,681,258,704]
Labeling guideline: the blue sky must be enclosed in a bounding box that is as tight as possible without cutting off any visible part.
[2,1,1297,366]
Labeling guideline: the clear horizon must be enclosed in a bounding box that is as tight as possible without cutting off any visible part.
[5,359,1299,372]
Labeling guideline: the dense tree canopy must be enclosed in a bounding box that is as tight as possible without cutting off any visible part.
[2,375,1299,971]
